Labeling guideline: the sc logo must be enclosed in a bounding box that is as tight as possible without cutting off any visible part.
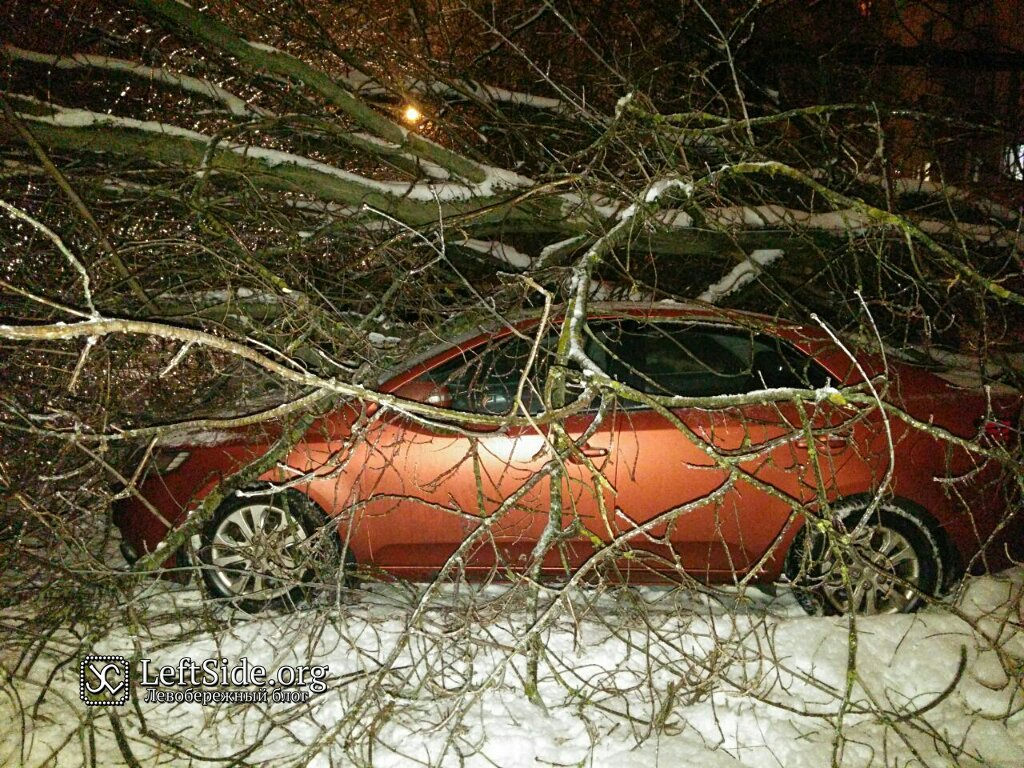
[79,655,129,706]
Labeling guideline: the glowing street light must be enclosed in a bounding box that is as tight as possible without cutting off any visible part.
[402,104,423,124]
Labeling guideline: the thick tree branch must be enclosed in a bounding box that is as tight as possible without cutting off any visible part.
[3,44,267,118]
[131,0,494,183]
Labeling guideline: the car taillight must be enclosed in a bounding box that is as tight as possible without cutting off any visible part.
[980,418,1015,444]
[152,450,191,474]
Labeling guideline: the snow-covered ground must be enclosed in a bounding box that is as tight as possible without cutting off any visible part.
[2,568,1022,767]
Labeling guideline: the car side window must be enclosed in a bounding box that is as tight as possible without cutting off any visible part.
[420,328,558,415]
[746,335,830,391]
[584,320,828,398]
[420,319,830,413]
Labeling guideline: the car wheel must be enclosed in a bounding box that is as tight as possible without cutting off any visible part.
[197,490,346,612]
[786,496,945,615]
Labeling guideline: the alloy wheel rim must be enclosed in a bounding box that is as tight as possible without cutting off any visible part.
[208,503,310,600]
[819,524,922,615]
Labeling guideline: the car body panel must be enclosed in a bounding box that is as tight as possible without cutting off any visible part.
[113,305,1020,587]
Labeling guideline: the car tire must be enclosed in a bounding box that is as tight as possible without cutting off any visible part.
[785,496,945,615]
[197,490,348,613]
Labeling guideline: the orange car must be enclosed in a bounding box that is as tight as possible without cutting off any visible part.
[113,304,1020,614]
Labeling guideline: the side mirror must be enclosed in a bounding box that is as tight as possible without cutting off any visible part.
[392,379,453,408]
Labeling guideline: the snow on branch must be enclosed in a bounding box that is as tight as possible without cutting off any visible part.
[12,98,531,205]
[700,204,1020,246]
[698,249,783,304]
[812,170,1021,224]
[416,79,566,111]
[4,44,267,117]
[294,59,569,114]
[0,159,45,179]
[454,238,533,269]
[563,193,1019,251]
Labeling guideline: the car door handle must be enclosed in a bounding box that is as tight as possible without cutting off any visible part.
[795,435,849,454]
[569,444,609,462]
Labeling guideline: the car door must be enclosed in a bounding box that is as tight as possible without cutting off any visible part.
[578,318,859,582]
[343,323,610,578]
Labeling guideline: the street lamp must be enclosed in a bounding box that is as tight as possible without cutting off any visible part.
[402,105,423,124]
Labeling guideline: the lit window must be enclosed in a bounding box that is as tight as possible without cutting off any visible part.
[1005,144,1024,181]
